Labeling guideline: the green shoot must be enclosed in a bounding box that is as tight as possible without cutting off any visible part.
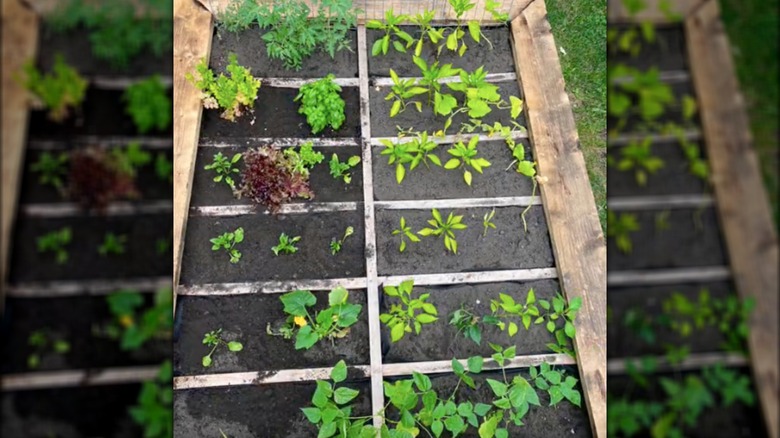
[210,227,244,263]
[20,55,87,122]
[301,360,375,435]
[408,130,442,170]
[204,152,242,190]
[386,69,428,117]
[329,153,361,183]
[98,232,127,256]
[123,75,171,134]
[444,136,492,186]
[409,10,445,57]
[330,226,354,255]
[380,138,418,184]
[367,9,414,55]
[295,74,346,134]
[27,329,70,369]
[380,279,438,342]
[418,209,467,254]
[482,208,497,237]
[607,211,641,253]
[272,232,300,256]
[31,152,69,192]
[129,361,173,438]
[449,305,483,345]
[611,137,664,186]
[37,227,72,264]
[283,142,325,177]
[392,216,421,253]
[529,362,582,407]
[446,66,504,118]
[202,328,243,367]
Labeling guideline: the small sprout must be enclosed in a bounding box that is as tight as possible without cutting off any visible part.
[98,232,127,256]
[380,279,438,342]
[482,208,497,237]
[155,153,173,184]
[37,227,72,264]
[31,152,69,192]
[607,211,641,254]
[330,226,354,255]
[272,232,300,256]
[418,208,467,254]
[329,154,361,183]
[392,216,420,252]
[210,227,244,263]
[202,328,243,367]
[27,329,70,369]
[111,142,152,178]
[444,136,491,186]
[283,142,324,177]
[449,305,482,345]
[204,152,242,190]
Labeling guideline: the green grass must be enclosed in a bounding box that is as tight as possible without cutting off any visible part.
[545,0,608,233]
[720,0,779,231]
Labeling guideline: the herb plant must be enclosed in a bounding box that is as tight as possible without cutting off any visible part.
[20,55,87,122]
[98,232,127,256]
[444,136,492,186]
[37,227,72,264]
[367,9,414,55]
[187,53,261,121]
[386,69,428,117]
[204,152,242,190]
[123,76,172,134]
[31,152,69,192]
[202,328,243,367]
[272,232,300,255]
[295,75,346,134]
[27,329,70,369]
[330,226,354,255]
[418,208,468,254]
[380,279,438,342]
[235,146,315,212]
[283,142,324,177]
[99,288,173,351]
[129,361,173,438]
[329,154,361,183]
[607,211,640,254]
[210,227,244,263]
[391,216,420,252]
[482,208,497,237]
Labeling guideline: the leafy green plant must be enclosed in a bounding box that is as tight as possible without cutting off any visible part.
[329,153,361,183]
[31,152,69,192]
[413,56,460,108]
[269,288,362,350]
[528,362,582,407]
[482,208,497,237]
[392,216,420,252]
[367,9,414,55]
[665,123,710,182]
[235,146,315,212]
[607,211,640,254]
[295,74,346,134]
[409,10,446,56]
[123,76,171,134]
[450,305,483,345]
[443,0,487,56]
[446,66,505,118]
[111,141,152,178]
[283,142,325,177]
[406,130,442,170]
[330,226,354,255]
[186,53,261,121]
[216,0,260,33]
[610,137,664,186]
[608,65,675,131]
[37,227,72,264]
[380,279,438,342]
[98,288,173,351]
[67,147,140,209]
[98,232,127,256]
[155,153,173,184]
[20,55,87,122]
[129,360,173,438]
[204,152,242,190]
[386,69,428,117]
[444,136,491,186]
[418,208,468,254]
[210,227,244,263]
[27,329,70,369]
[380,138,418,184]
[202,328,243,367]
[272,232,300,256]
[479,344,540,433]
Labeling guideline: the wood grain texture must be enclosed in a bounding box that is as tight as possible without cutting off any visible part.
[607,0,704,23]
[1,0,39,302]
[511,1,606,436]
[173,0,213,312]
[686,2,779,437]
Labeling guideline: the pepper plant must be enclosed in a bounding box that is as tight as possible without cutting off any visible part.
[367,9,414,55]
[446,66,504,118]
[380,279,438,342]
[295,74,346,134]
[409,10,446,56]
[202,328,243,367]
[386,69,428,117]
[482,208,497,237]
[204,152,242,190]
[418,208,468,254]
[37,227,72,265]
[443,0,484,56]
[444,136,492,186]
[408,130,442,170]
[380,138,417,184]
[210,227,244,263]
[392,216,420,252]
[413,56,460,108]
[187,53,261,121]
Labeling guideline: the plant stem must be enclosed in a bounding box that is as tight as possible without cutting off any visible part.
[521,179,538,233]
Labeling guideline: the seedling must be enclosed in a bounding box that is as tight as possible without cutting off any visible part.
[272,232,300,255]
[330,226,354,255]
[269,287,362,349]
[283,142,324,177]
[155,153,173,184]
[407,130,441,170]
[385,69,428,117]
[295,74,346,134]
[329,153,361,183]
[37,227,72,264]
[111,141,152,178]
[380,138,418,184]
[610,137,664,186]
[98,232,127,256]
[379,279,438,342]
[19,55,87,122]
[444,136,492,186]
[31,151,69,192]
[449,305,483,345]
[210,227,244,263]
[665,123,710,181]
[205,152,242,190]
[129,361,173,438]
[607,211,640,253]
[216,0,260,33]
[202,328,243,367]
[392,216,421,252]
[409,10,446,56]
[301,360,375,435]
[443,0,488,56]
[418,208,468,254]
[482,208,497,237]
[187,53,261,121]
[367,9,414,55]
[27,329,70,369]
[529,362,582,407]
[235,147,314,212]
[412,56,460,106]
[123,75,171,134]
[446,66,504,118]
[97,288,173,351]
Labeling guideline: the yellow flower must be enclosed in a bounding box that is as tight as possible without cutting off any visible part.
[294,316,307,327]
[119,314,134,328]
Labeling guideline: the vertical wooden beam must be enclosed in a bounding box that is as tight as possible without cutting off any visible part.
[511,1,606,436]
[172,0,213,311]
[686,2,779,437]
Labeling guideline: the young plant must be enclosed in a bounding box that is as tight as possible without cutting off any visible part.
[204,152,242,190]
[450,305,483,345]
[155,153,173,184]
[216,0,260,33]
[98,232,127,256]
[482,208,497,237]
[202,328,243,367]
[272,232,301,256]
[37,227,72,264]
[330,226,354,255]
[98,288,173,351]
[418,208,468,254]
[123,75,171,134]
[385,69,428,117]
[607,211,641,254]
[270,287,362,350]
[19,55,87,122]
[111,141,152,178]
[67,147,140,209]
[329,153,361,183]
[392,216,420,252]
[210,227,244,263]
[366,9,414,55]
[610,137,664,186]
[528,362,582,407]
[379,138,418,184]
[443,0,485,56]
[295,74,346,134]
[129,361,173,438]
[444,136,492,186]
[485,0,509,21]
[413,56,460,107]
[27,329,70,369]
[186,53,261,121]
[666,122,710,181]
[408,130,442,170]
[283,142,324,177]
[380,279,438,342]
[31,151,69,192]
[446,66,504,118]
[409,10,446,56]
[235,146,315,212]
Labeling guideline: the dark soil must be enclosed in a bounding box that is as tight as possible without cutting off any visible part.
[607,207,728,271]
[199,86,361,139]
[191,145,363,207]
[1,384,143,438]
[210,26,358,78]
[180,211,366,284]
[8,213,172,282]
[173,290,370,375]
[366,26,515,77]
[375,206,554,276]
[372,138,535,200]
[379,280,564,363]
[609,25,688,72]
[369,81,526,137]
[174,379,372,438]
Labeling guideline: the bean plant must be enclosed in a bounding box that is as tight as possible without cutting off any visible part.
[202,328,243,367]
[380,279,438,342]
[610,136,664,186]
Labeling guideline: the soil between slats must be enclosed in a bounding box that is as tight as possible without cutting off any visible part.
[607,207,728,271]
[609,25,688,72]
[376,206,554,276]
[210,26,358,78]
[369,81,526,137]
[1,384,143,438]
[367,26,515,77]
[174,380,372,438]
[199,86,361,139]
[379,280,563,363]
[191,145,363,206]
[180,211,366,284]
[372,138,534,200]
[8,214,172,282]
[173,290,369,375]
[607,281,737,359]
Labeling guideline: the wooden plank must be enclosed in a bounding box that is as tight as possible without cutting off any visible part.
[511,2,606,436]
[607,0,704,24]
[608,352,749,375]
[607,194,714,211]
[173,0,213,314]
[382,353,574,377]
[1,366,160,391]
[607,266,731,287]
[178,277,368,295]
[686,3,779,437]
[174,365,372,390]
[378,268,558,286]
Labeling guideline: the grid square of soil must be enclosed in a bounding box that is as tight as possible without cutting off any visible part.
[607,81,697,133]
[9,214,172,282]
[375,206,554,275]
[20,148,173,204]
[210,27,358,78]
[191,145,363,207]
[608,368,767,438]
[28,87,174,139]
[607,207,728,271]
[174,380,372,438]
[609,25,688,72]
[37,25,173,77]
[369,82,526,137]
[372,139,535,200]
[383,368,591,437]
[180,210,366,284]
[174,290,369,375]
[607,281,737,359]
[1,294,168,374]
[366,26,515,77]
[607,140,710,196]
[379,280,564,363]
[198,86,361,139]
[1,384,144,437]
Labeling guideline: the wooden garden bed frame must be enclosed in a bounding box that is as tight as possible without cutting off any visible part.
[608,2,779,437]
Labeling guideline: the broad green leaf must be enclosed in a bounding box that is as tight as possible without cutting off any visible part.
[391,323,406,342]
[416,314,438,324]
[390,100,401,117]
[486,379,508,397]
[396,163,405,184]
[478,413,500,438]
[468,21,481,43]
[413,372,432,391]
[331,360,348,383]
[295,325,319,350]
[464,170,473,186]
[202,355,212,367]
[280,290,316,316]
[227,341,243,352]
[508,322,518,336]
[301,407,322,423]
[467,356,484,373]
[334,387,360,404]
[328,287,349,306]
[510,96,523,119]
